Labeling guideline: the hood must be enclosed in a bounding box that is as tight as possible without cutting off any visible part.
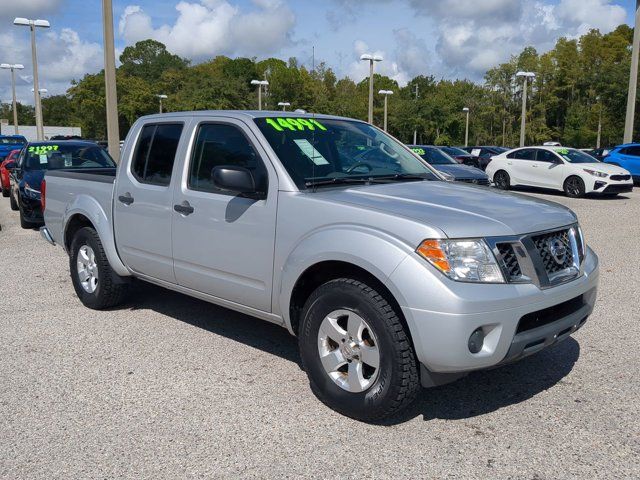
[312,181,577,238]
[433,164,487,179]
[581,162,630,176]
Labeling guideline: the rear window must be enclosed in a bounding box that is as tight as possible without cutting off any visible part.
[131,123,183,186]
[23,143,116,170]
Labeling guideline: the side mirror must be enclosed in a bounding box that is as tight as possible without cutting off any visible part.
[6,162,16,171]
[212,165,256,195]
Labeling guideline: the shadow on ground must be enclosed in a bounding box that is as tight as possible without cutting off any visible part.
[510,185,632,200]
[129,281,580,425]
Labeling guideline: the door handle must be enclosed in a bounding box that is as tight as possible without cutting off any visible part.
[173,201,194,216]
[118,192,134,205]
[507,162,512,165]
[532,164,538,168]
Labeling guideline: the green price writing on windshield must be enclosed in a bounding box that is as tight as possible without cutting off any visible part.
[29,145,59,154]
[411,148,425,155]
[554,148,569,155]
[265,117,327,132]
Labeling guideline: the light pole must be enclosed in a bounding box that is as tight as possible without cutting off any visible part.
[413,84,419,144]
[462,107,470,147]
[1,63,25,134]
[596,96,603,149]
[360,53,383,124]
[101,0,120,162]
[251,80,269,110]
[156,94,168,113]
[516,71,535,147]
[13,17,49,141]
[278,102,290,111]
[378,90,393,131]
[624,0,640,143]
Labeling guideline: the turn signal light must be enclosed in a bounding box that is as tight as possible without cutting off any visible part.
[416,240,451,273]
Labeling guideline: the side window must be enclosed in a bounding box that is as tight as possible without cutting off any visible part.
[625,146,640,157]
[188,123,268,195]
[536,149,559,163]
[131,123,183,186]
[508,149,536,160]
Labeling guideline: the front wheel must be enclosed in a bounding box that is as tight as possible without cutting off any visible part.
[298,278,420,422]
[493,170,510,190]
[9,191,18,210]
[70,226,129,309]
[564,176,585,198]
[18,206,31,229]
[1,186,9,198]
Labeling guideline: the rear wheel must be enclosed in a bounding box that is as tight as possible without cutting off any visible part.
[298,278,420,422]
[564,176,585,198]
[70,227,129,309]
[493,170,510,190]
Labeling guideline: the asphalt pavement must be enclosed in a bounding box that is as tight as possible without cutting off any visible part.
[0,187,638,479]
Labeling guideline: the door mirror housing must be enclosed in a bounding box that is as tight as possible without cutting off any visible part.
[212,165,256,195]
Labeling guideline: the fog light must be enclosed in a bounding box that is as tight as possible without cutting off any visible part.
[468,328,485,354]
[594,181,606,190]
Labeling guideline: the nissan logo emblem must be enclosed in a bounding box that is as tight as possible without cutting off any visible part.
[548,238,567,265]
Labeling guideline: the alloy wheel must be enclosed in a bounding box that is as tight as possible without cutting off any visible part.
[77,245,99,293]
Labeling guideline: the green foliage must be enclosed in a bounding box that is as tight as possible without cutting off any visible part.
[54,28,635,146]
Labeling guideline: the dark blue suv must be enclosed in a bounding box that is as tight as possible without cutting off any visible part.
[604,144,640,183]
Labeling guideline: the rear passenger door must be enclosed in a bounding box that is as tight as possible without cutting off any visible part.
[114,121,186,283]
[171,119,278,312]
[507,148,537,185]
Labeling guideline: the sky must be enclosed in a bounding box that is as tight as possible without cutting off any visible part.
[0,0,635,106]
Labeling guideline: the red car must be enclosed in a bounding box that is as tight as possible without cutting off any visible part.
[1,149,20,197]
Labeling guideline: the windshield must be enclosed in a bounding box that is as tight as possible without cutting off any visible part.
[553,148,599,164]
[254,117,438,188]
[23,143,116,171]
[410,146,457,165]
[441,146,468,156]
[0,137,26,145]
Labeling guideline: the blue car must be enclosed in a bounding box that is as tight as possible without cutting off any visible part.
[9,141,116,228]
[0,135,27,161]
[603,144,640,183]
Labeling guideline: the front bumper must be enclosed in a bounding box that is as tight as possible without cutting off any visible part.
[591,179,634,194]
[19,194,43,224]
[390,246,599,373]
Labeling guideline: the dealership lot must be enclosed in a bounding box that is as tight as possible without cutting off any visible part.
[0,188,638,479]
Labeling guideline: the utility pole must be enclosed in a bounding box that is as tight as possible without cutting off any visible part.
[516,71,535,147]
[102,0,120,162]
[360,54,382,124]
[624,0,640,143]
[1,64,24,134]
[463,107,470,147]
[597,97,603,149]
[413,84,419,145]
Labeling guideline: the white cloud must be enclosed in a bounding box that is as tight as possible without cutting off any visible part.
[347,40,410,86]
[119,0,296,61]
[0,0,63,21]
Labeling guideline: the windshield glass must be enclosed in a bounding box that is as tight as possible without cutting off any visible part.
[554,148,599,164]
[23,143,116,171]
[0,137,26,145]
[410,146,457,165]
[441,146,468,156]
[254,117,438,188]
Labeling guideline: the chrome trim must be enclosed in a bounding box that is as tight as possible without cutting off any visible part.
[39,226,56,245]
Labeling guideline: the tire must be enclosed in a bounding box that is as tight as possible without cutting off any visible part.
[9,191,18,211]
[298,278,419,422]
[564,176,585,198]
[18,206,31,229]
[69,226,129,309]
[493,170,510,190]
[2,186,9,198]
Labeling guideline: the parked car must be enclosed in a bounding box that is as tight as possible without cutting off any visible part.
[461,146,509,170]
[41,111,598,421]
[486,146,633,198]
[437,146,481,168]
[1,149,20,197]
[0,135,27,161]
[409,145,490,185]
[602,144,640,183]
[9,141,116,228]
[586,148,610,161]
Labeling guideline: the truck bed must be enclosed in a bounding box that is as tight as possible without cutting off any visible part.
[43,168,117,248]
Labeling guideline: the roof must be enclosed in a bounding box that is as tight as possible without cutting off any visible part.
[138,110,359,123]
[27,140,98,147]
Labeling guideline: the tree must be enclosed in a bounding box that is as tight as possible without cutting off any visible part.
[119,39,189,83]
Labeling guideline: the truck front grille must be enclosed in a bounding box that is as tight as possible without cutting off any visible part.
[531,229,573,274]
[496,243,522,281]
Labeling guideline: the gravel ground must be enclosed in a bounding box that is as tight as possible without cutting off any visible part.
[0,187,639,479]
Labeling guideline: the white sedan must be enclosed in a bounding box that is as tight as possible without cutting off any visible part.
[486,146,634,198]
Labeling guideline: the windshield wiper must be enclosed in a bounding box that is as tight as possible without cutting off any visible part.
[305,177,374,188]
[368,173,432,182]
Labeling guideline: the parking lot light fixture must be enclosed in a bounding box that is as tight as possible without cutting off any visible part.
[361,53,383,124]
[516,71,536,147]
[13,17,50,141]
[378,90,393,131]
[251,80,269,110]
[156,94,168,113]
[278,102,291,111]
[1,63,25,134]
[462,107,470,147]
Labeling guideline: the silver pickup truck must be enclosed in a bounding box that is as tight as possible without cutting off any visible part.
[41,111,599,421]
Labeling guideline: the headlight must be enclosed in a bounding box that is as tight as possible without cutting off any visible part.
[416,239,504,283]
[583,168,608,178]
[24,182,41,198]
